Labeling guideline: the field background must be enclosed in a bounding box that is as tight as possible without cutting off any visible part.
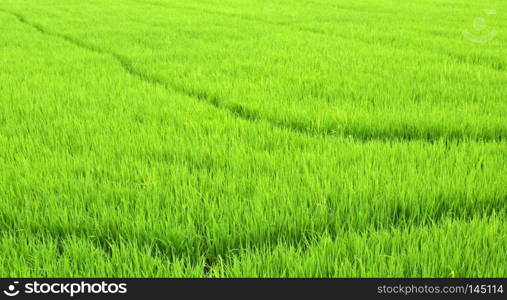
[0,0,506,277]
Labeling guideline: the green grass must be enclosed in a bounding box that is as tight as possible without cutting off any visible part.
[0,0,505,277]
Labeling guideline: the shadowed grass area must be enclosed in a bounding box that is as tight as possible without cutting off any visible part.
[1,217,504,277]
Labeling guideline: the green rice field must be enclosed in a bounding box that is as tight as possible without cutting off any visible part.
[0,0,506,277]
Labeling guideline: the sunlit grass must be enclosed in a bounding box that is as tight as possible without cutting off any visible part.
[0,0,505,277]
